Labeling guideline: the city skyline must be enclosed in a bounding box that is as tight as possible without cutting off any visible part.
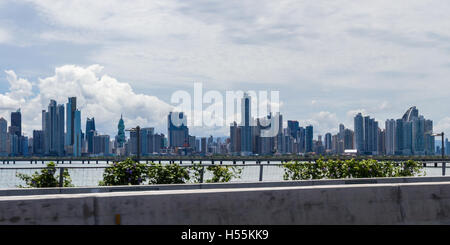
[0,93,448,157]
[0,69,448,140]
[2,1,450,140]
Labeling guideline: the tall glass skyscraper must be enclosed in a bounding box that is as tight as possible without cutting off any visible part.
[66,97,81,157]
[168,112,189,148]
[115,114,126,148]
[86,117,96,154]
[354,113,364,153]
[240,93,253,154]
[42,100,65,156]
[0,118,7,155]
[305,125,313,153]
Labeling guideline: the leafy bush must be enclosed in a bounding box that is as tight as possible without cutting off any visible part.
[189,162,205,183]
[147,162,190,184]
[281,158,425,181]
[100,158,149,186]
[16,162,73,188]
[205,165,243,183]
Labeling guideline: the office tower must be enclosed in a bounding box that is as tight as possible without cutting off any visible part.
[149,133,164,153]
[42,100,65,156]
[324,133,332,151]
[354,113,378,155]
[343,129,354,150]
[189,135,196,151]
[66,97,81,156]
[412,116,425,155]
[9,109,21,138]
[378,129,386,155]
[32,130,45,156]
[201,137,207,154]
[116,115,126,148]
[354,113,364,153]
[287,120,299,139]
[402,121,413,155]
[240,93,253,154]
[331,134,339,154]
[395,106,434,156]
[395,119,404,155]
[297,127,305,153]
[93,134,110,155]
[252,123,261,154]
[168,112,189,148]
[0,118,7,155]
[86,118,96,154]
[424,119,434,155]
[446,138,450,156]
[66,97,76,146]
[141,127,154,156]
[385,119,396,155]
[230,121,241,153]
[305,125,313,153]
[338,124,345,141]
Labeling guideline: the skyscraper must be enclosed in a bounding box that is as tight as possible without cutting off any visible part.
[66,97,81,156]
[86,118,96,154]
[324,133,332,151]
[354,113,378,155]
[385,119,396,155]
[305,125,313,153]
[287,120,299,139]
[230,121,241,153]
[240,93,253,154]
[0,118,7,155]
[354,113,364,153]
[168,112,189,148]
[9,109,21,138]
[116,115,126,148]
[32,130,45,156]
[42,100,65,156]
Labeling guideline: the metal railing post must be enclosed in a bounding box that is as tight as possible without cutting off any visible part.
[59,167,64,187]
[200,166,205,183]
[259,164,264,182]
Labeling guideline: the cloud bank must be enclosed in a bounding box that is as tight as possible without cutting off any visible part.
[0,65,173,137]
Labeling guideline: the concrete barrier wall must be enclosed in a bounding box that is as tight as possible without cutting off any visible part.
[2,175,450,197]
[1,181,450,225]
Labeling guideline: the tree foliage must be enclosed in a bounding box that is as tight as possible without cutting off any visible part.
[147,162,190,184]
[100,158,149,186]
[16,162,73,188]
[281,158,425,181]
[205,165,243,183]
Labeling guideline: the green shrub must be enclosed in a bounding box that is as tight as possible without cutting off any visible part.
[147,163,190,184]
[16,162,73,188]
[281,158,424,180]
[205,165,243,183]
[100,158,149,186]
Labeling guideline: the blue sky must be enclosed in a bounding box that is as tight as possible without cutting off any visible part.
[1,0,450,138]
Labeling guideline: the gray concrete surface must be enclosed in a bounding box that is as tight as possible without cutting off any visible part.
[1,180,450,225]
[2,175,450,196]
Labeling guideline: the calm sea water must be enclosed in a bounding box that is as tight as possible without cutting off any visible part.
[0,161,448,189]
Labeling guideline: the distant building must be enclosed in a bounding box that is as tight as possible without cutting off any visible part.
[168,112,189,148]
[305,125,313,153]
[115,114,126,148]
[32,130,45,156]
[86,118,96,154]
[65,97,81,157]
[42,100,65,156]
[0,118,7,156]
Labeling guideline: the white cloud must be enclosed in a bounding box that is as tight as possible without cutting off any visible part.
[0,28,11,44]
[0,65,174,137]
[435,117,450,136]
